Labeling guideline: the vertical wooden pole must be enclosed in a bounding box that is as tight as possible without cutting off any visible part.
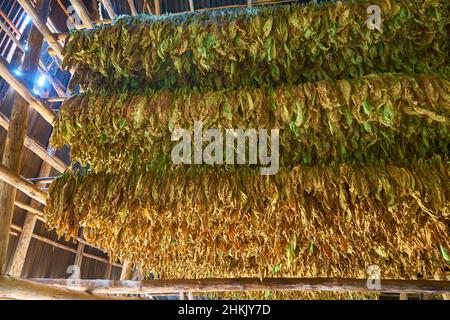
[188,0,194,12]
[104,263,112,279]
[0,0,50,275]
[74,242,85,269]
[120,260,133,280]
[102,0,117,18]
[399,293,408,300]
[247,0,252,8]
[154,0,161,15]
[9,149,55,277]
[127,0,138,15]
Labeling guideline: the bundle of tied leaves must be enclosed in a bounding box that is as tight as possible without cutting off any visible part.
[45,157,450,281]
[64,0,449,91]
[51,73,450,173]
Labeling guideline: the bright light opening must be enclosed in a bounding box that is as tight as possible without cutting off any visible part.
[13,68,23,76]
[24,15,31,25]
[37,74,46,87]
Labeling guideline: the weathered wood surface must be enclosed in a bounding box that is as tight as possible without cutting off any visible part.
[0,276,112,300]
[29,278,450,295]
[16,0,64,59]
[0,0,50,275]
[0,163,48,205]
[0,114,67,172]
[9,149,55,277]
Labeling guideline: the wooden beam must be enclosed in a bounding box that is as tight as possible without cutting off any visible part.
[0,275,111,300]
[74,242,85,269]
[16,0,64,59]
[0,0,50,275]
[28,278,450,295]
[0,163,47,205]
[68,0,94,29]
[9,224,121,267]
[0,8,20,35]
[9,213,37,277]
[0,58,55,124]
[102,0,117,18]
[104,263,112,279]
[188,0,195,12]
[14,201,44,219]
[45,96,68,103]
[127,0,138,15]
[154,0,161,15]
[248,0,253,8]
[55,0,70,17]
[120,260,133,280]
[0,13,66,96]
[0,114,68,173]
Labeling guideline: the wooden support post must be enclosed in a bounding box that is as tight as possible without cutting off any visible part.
[120,260,133,280]
[247,0,253,8]
[9,150,55,277]
[102,0,117,18]
[0,275,111,300]
[0,114,67,172]
[154,0,161,15]
[104,263,112,279]
[68,0,94,29]
[8,214,37,277]
[74,242,85,269]
[29,278,450,296]
[188,0,195,12]
[16,0,64,59]
[0,0,50,275]
[399,293,408,300]
[127,0,138,15]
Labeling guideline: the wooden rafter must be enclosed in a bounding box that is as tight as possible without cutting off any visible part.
[0,163,47,205]
[127,0,138,15]
[154,0,161,15]
[102,0,117,18]
[0,57,55,124]
[0,114,67,172]
[16,0,64,59]
[9,224,121,267]
[68,0,94,28]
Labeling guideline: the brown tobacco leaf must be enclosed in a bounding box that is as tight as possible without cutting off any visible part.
[62,0,449,91]
[45,157,450,281]
[51,73,450,173]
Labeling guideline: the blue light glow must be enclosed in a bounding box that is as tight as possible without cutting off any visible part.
[13,68,23,76]
[37,74,46,87]
[24,15,31,25]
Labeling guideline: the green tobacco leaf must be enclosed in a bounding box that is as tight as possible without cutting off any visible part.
[119,119,127,129]
[440,245,450,263]
[363,100,373,115]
